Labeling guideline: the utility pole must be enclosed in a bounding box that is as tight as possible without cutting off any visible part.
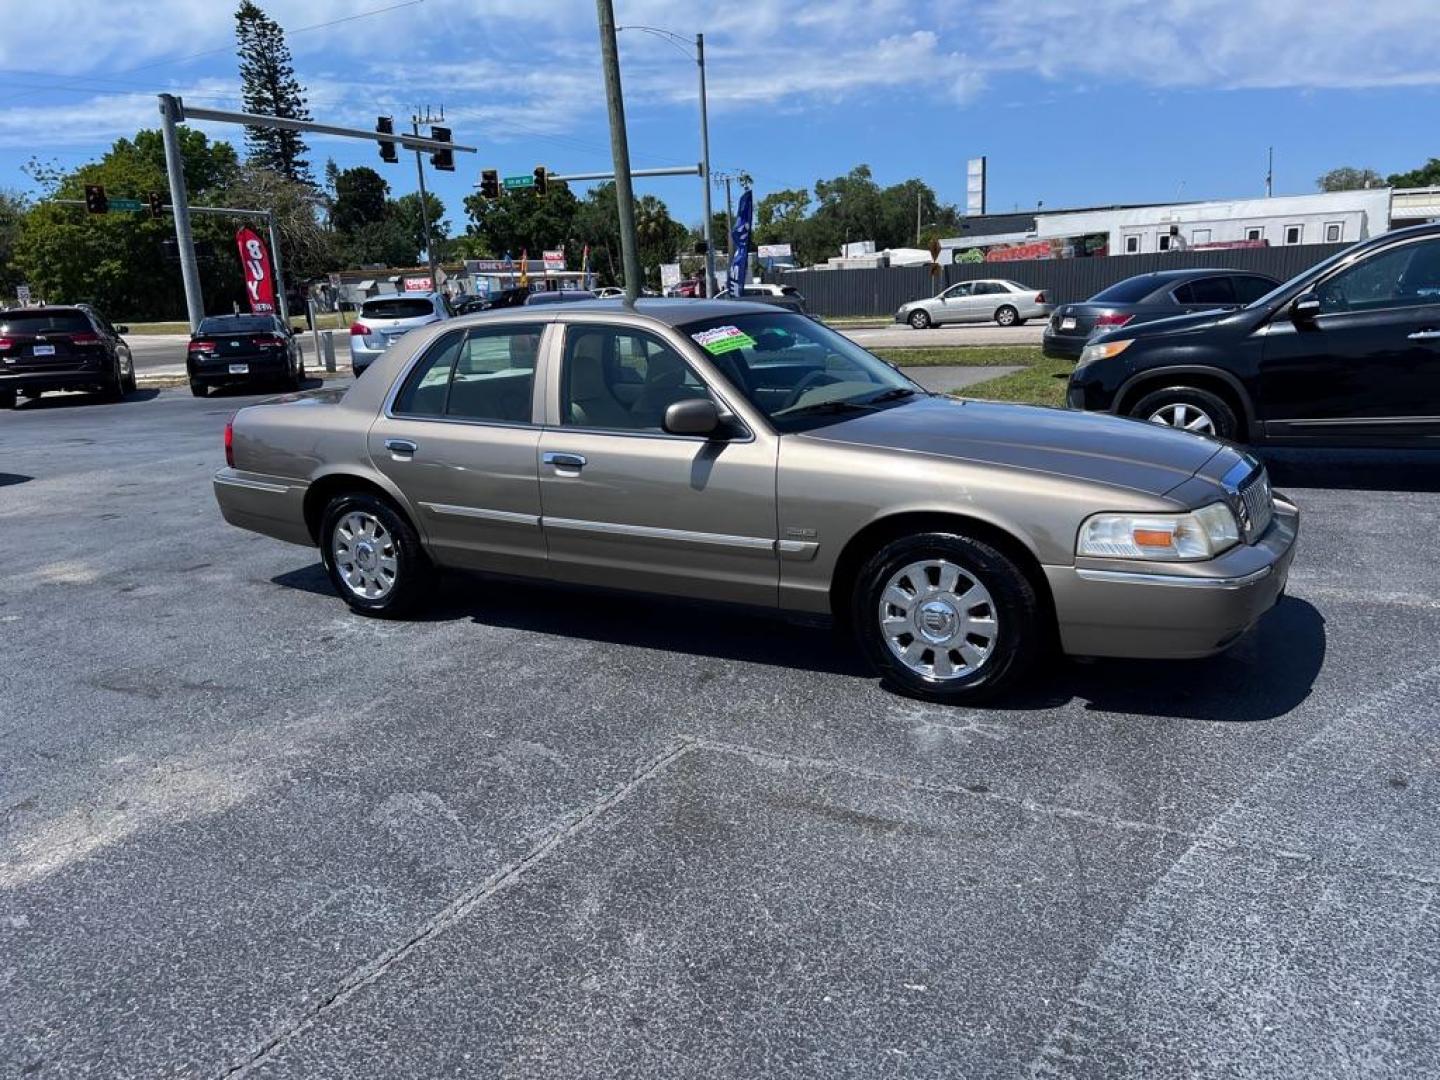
[722,175,734,255]
[916,189,922,246]
[1266,146,1274,198]
[596,0,643,302]
[266,210,290,325]
[412,106,440,281]
[697,33,715,298]
[159,93,204,332]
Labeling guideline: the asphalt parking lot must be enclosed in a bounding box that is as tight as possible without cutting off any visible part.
[2,386,1437,1079]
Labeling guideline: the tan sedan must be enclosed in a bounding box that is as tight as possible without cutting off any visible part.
[214,299,1298,703]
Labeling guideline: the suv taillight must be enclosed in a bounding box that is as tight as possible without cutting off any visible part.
[0,337,11,350]
[1094,313,1134,328]
[224,414,235,468]
[69,332,101,345]
[350,322,371,336]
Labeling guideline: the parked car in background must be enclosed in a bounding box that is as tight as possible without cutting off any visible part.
[524,290,597,306]
[451,296,490,316]
[593,287,624,299]
[187,313,304,397]
[1043,270,1281,360]
[214,299,1296,705]
[349,293,450,376]
[1067,222,1440,444]
[0,304,135,407]
[896,280,1052,329]
[741,284,808,313]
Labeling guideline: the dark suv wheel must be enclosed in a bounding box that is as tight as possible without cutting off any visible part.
[852,531,1044,703]
[1129,385,1238,440]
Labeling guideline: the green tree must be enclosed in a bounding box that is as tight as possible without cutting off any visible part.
[0,190,28,299]
[392,191,449,262]
[331,167,390,236]
[462,183,580,261]
[337,216,416,268]
[754,188,810,250]
[1317,166,1384,192]
[1388,158,1440,187]
[235,0,313,186]
[14,128,247,319]
[218,162,335,283]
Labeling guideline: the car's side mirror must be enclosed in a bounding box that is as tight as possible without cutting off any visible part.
[1290,293,1321,323]
[115,325,129,334]
[663,398,722,437]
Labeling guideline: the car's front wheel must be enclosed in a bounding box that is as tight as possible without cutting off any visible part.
[852,531,1043,703]
[320,492,431,617]
[908,309,932,330]
[1129,385,1238,440]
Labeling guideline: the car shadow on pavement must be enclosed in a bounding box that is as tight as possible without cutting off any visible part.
[10,389,161,410]
[276,563,1324,719]
[0,472,33,488]
[1259,448,1440,493]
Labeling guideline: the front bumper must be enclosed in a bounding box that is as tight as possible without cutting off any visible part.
[213,468,312,547]
[1046,499,1299,659]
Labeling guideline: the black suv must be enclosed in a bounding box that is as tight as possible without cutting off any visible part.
[0,305,136,407]
[1067,223,1440,444]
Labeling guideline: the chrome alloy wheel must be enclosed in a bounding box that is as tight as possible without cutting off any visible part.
[878,559,998,681]
[1147,402,1216,434]
[332,511,398,599]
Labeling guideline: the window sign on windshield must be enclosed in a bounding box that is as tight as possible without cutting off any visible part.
[691,325,756,355]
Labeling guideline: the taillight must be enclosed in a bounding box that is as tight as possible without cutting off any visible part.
[256,336,286,348]
[1035,292,1046,304]
[1094,313,1134,328]
[69,332,101,345]
[350,322,371,336]
[224,414,235,468]
[189,340,217,353]
[0,337,11,350]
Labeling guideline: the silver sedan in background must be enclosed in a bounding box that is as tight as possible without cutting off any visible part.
[896,279,1053,329]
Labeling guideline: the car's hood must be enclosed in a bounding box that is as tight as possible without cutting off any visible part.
[798,395,1227,498]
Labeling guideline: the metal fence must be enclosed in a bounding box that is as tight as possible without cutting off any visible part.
[768,244,1350,317]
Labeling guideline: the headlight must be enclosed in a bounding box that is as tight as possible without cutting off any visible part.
[1078,502,1240,561]
[1079,339,1133,364]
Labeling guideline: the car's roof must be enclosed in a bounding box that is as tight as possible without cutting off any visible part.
[516,297,780,326]
[1118,268,1273,284]
[4,305,86,314]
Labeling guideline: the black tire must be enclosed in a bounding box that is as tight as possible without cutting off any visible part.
[994,305,1019,327]
[908,309,932,330]
[852,531,1044,704]
[1129,385,1238,441]
[122,355,137,392]
[189,380,208,398]
[319,492,431,617]
[0,389,15,409]
[98,361,124,401]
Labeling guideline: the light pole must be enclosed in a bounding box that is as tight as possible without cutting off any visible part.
[618,24,715,298]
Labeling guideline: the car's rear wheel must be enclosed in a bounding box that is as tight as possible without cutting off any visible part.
[122,354,137,392]
[994,305,1019,326]
[320,492,431,617]
[189,380,208,398]
[0,389,15,409]
[852,531,1043,703]
[98,360,124,401]
[908,309,932,330]
[1130,385,1238,440]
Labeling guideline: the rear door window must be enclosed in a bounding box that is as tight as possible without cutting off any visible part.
[362,297,435,320]
[1172,277,1235,305]
[392,325,544,423]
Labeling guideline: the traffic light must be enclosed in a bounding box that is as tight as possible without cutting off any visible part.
[429,126,454,172]
[533,165,548,198]
[84,184,108,215]
[147,191,164,219]
[479,169,499,200]
[376,116,397,164]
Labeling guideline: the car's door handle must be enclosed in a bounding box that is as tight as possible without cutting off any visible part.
[1407,329,1440,340]
[384,438,418,455]
[542,451,587,470]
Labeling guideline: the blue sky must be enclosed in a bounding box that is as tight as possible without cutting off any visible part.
[1,0,1436,237]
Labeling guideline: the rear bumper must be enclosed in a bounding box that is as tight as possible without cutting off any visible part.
[1042,329,1087,360]
[0,368,110,393]
[189,355,290,385]
[1047,500,1299,659]
[213,468,313,546]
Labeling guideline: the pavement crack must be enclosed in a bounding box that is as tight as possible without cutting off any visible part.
[215,736,695,1078]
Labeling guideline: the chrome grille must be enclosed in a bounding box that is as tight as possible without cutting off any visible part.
[1235,467,1274,543]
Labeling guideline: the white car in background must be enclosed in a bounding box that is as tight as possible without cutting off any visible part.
[896,279,1052,329]
[348,293,451,375]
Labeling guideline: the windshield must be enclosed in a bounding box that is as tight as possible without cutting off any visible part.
[362,297,433,319]
[198,315,274,334]
[679,311,923,432]
[0,311,91,334]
